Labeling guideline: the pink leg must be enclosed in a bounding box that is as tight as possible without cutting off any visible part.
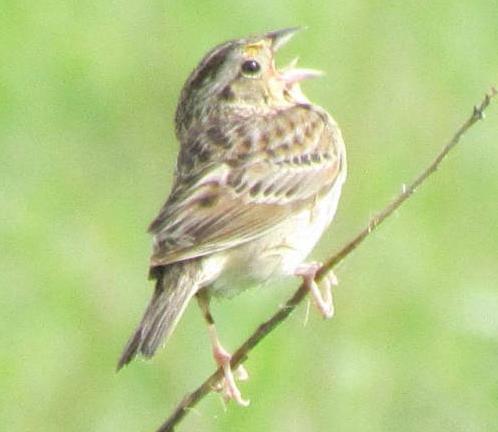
[197,292,249,406]
[207,326,249,406]
[295,262,337,319]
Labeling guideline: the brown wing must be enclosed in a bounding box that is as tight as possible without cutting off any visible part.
[149,104,345,267]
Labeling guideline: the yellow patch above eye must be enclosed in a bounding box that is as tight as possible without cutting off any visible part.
[244,41,265,57]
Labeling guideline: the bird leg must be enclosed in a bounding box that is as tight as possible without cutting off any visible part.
[295,262,338,319]
[196,292,249,406]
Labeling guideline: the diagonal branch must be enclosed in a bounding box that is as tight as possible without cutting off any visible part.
[156,87,497,432]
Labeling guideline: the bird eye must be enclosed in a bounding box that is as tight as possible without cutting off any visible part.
[241,60,261,75]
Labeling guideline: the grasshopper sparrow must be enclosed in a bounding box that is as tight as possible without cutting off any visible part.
[118,28,347,405]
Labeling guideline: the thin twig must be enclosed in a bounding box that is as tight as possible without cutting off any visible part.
[157,88,497,432]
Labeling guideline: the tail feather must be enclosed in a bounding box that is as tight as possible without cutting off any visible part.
[117,261,200,370]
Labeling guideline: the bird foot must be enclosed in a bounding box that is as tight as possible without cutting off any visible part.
[295,262,338,319]
[212,344,250,406]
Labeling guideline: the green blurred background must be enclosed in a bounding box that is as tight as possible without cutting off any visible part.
[1,1,497,431]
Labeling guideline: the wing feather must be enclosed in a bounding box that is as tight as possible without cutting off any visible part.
[149,105,345,267]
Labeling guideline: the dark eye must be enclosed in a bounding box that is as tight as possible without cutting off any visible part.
[241,60,261,75]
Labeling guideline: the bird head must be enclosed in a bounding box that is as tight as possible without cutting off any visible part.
[175,28,322,136]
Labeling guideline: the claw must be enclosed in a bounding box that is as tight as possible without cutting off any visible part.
[295,262,337,319]
[234,364,249,381]
[197,293,250,406]
[211,333,250,406]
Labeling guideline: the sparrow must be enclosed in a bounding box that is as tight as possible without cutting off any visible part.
[117,27,347,406]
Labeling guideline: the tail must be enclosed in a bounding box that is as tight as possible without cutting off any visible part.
[117,261,200,370]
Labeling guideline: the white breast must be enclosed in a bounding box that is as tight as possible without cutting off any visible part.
[204,171,346,298]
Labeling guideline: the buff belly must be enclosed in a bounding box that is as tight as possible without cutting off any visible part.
[202,178,345,299]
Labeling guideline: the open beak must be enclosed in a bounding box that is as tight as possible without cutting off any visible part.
[266,27,302,52]
[265,28,323,85]
[278,57,324,85]
[279,65,324,85]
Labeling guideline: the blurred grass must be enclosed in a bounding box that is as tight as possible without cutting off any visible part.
[1,1,498,431]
